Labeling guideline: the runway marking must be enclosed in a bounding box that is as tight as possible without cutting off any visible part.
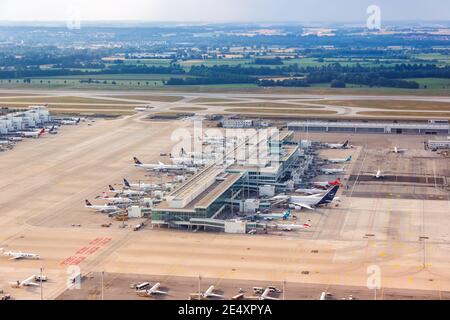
[60,237,112,266]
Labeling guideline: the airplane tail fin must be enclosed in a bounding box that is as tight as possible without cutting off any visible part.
[342,140,349,148]
[123,178,131,188]
[283,209,291,220]
[317,185,340,206]
[347,156,352,161]
[133,157,142,165]
[39,128,45,136]
[158,161,164,166]
[85,200,92,207]
[109,185,115,191]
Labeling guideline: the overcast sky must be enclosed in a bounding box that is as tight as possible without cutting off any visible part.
[0,0,448,22]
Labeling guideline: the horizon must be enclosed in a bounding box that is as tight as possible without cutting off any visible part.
[0,0,449,23]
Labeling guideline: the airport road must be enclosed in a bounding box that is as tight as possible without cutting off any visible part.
[1,113,450,300]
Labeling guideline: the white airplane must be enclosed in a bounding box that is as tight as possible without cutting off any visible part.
[192,285,224,299]
[109,185,145,197]
[123,179,161,191]
[7,137,23,142]
[321,168,346,175]
[259,288,280,300]
[326,156,352,164]
[393,146,407,154]
[0,248,40,260]
[270,185,340,211]
[11,275,42,288]
[324,140,349,149]
[133,157,188,172]
[373,170,385,179]
[313,178,341,189]
[252,210,292,221]
[60,118,80,125]
[295,188,326,195]
[18,128,45,138]
[137,283,168,296]
[99,192,133,204]
[85,200,120,213]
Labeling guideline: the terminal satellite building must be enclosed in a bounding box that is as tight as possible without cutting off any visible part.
[151,130,299,230]
[0,106,51,134]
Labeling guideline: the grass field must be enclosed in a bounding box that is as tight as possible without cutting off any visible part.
[210,102,325,109]
[316,100,450,111]
[0,96,137,105]
[170,107,207,111]
[190,97,241,103]
[403,78,450,90]
[100,95,183,102]
[223,108,337,115]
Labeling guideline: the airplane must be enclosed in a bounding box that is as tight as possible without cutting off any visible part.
[60,118,80,125]
[373,170,385,179]
[48,126,58,135]
[137,283,168,296]
[99,192,133,204]
[85,200,121,213]
[133,157,188,172]
[259,288,280,300]
[326,156,352,164]
[109,185,146,197]
[191,285,224,299]
[393,146,407,154]
[18,128,45,138]
[321,168,346,175]
[123,179,161,191]
[0,248,40,260]
[7,137,23,142]
[11,275,43,288]
[171,157,209,167]
[277,223,312,231]
[295,188,326,195]
[270,185,340,211]
[323,140,349,149]
[313,178,341,189]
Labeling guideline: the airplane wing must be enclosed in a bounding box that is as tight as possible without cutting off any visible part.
[9,254,23,260]
[290,201,314,210]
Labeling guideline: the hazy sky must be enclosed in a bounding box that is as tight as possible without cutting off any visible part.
[0,0,448,22]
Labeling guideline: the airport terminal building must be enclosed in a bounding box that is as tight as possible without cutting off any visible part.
[0,106,51,134]
[150,130,299,228]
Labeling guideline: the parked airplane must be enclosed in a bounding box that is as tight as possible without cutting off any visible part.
[277,223,312,231]
[133,157,188,172]
[321,168,346,175]
[85,200,120,213]
[18,128,45,138]
[171,157,209,167]
[123,179,161,191]
[60,118,80,125]
[109,185,145,197]
[99,192,133,204]
[393,146,407,154]
[11,275,42,288]
[373,170,385,179]
[192,285,224,299]
[313,178,341,189]
[324,140,349,149]
[256,209,291,221]
[259,288,280,300]
[0,248,40,260]
[295,188,326,195]
[137,283,168,296]
[326,156,352,164]
[270,185,340,211]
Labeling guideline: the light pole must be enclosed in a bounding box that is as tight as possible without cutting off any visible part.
[40,267,44,300]
[101,271,105,300]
